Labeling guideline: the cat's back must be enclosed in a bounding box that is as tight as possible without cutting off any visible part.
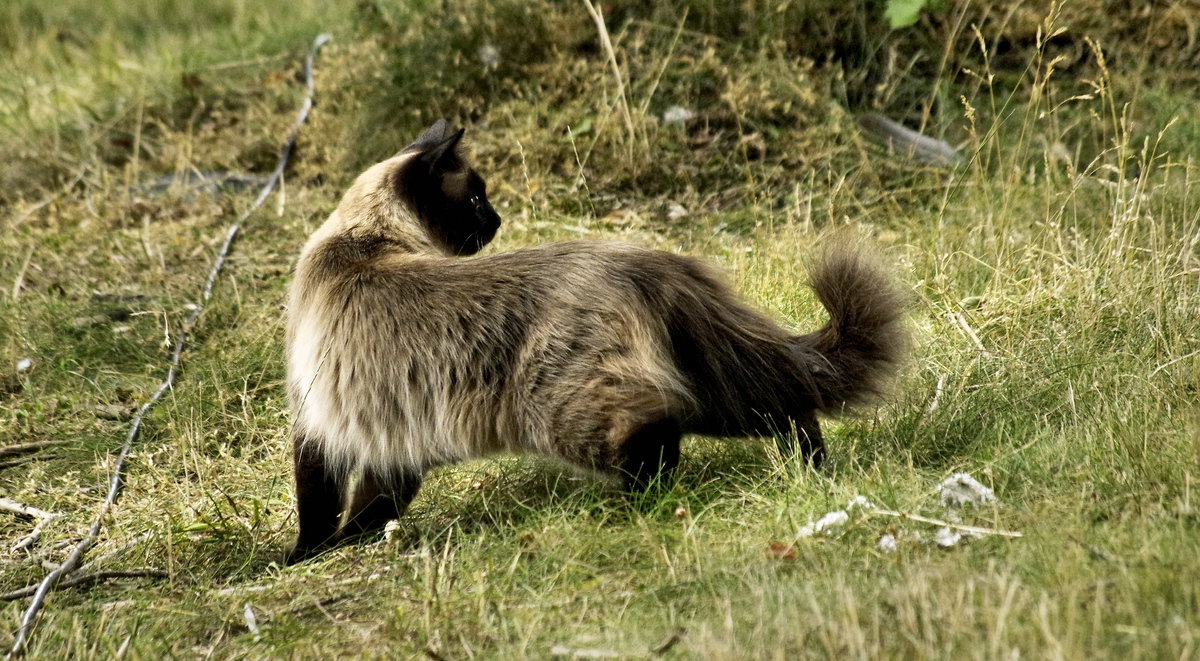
[290,237,728,376]
[380,239,711,303]
[285,234,695,467]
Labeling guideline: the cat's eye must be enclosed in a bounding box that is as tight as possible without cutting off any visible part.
[469,195,482,210]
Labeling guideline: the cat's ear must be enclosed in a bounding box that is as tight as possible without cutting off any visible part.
[394,126,467,203]
[420,128,465,175]
[403,119,449,153]
[429,128,464,163]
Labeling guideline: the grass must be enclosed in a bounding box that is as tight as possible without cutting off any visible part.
[2,0,1199,658]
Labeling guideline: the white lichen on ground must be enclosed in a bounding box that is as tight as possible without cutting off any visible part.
[940,473,997,508]
[797,473,1003,549]
[797,510,849,537]
[934,527,963,548]
[847,495,875,510]
[878,533,898,553]
[662,105,694,124]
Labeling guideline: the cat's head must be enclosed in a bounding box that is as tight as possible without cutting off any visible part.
[393,120,501,256]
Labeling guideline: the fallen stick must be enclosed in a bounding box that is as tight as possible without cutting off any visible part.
[3,33,331,660]
[0,570,167,602]
[1,498,58,554]
[953,311,992,358]
[652,628,687,655]
[857,113,962,167]
[12,514,59,554]
[868,508,1022,538]
[214,584,275,597]
[0,441,68,460]
[0,498,54,520]
[9,246,34,301]
[0,457,52,471]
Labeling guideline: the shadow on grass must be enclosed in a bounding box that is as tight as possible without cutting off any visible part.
[161,427,864,585]
[234,436,791,565]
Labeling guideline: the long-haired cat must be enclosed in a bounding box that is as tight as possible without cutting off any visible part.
[284,120,906,562]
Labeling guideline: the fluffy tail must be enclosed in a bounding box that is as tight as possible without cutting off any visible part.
[663,237,906,436]
[794,237,908,412]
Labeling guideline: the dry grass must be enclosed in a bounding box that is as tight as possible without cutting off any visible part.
[2,1,1199,658]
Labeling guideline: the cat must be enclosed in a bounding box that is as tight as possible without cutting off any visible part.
[283,120,906,562]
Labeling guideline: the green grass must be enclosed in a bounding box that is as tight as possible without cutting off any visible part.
[2,1,1200,658]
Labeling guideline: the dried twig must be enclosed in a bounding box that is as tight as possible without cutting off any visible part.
[12,515,59,555]
[0,441,68,460]
[652,628,687,655]
[4,34,331,660]
[0,498,58,553]
[868,508,1022,538]
[0,498,54,520]
[952,311,992,357]
[5,392,169,655]
[10,246,34,301]
[0,570,167,602]
[1068,534,1123,565]
[0,457,48,471]
[857,113,962,167]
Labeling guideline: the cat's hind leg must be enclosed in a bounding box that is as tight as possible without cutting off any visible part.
[551,382,684,493]
[342,467,423,538]
[772,410,826,468]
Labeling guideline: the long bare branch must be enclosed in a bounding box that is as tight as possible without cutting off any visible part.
[0,498,54,521]
[868,508,1023,538]
[4,33,331,660]
[0,441,68,460]
[0,570,167,602]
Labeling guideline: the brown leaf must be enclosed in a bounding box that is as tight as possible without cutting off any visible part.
[767,541,797,561]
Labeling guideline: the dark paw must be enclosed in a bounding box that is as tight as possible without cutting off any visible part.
[283,538,334,565]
